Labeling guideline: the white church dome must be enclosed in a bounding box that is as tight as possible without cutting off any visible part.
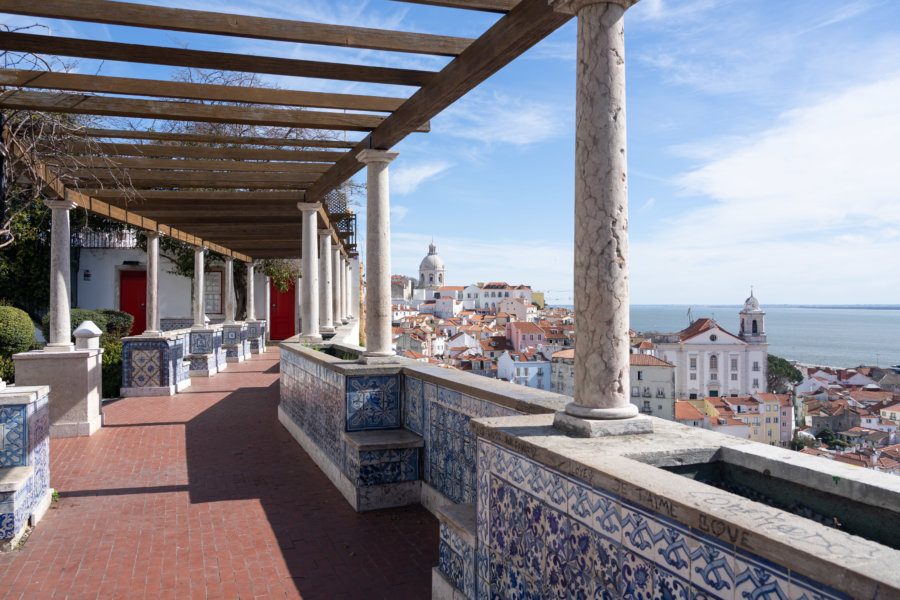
[742,291,762,312]
[419,243,445,271]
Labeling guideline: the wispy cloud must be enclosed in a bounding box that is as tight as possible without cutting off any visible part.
[437,92,565,146]
[390,205,409,222]
[632,73,900,303]
[391,161,452,195]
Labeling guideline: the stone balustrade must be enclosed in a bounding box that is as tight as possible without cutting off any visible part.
[277,342,900,600]
[120,328,192,396]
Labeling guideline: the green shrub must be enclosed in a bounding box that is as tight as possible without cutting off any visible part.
[101,341,123,399]
[97,309,134,341]
[0,356,14,382]
[41,309,109,344]
[0,306,35,358]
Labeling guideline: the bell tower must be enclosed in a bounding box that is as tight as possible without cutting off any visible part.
[739,288,766,343]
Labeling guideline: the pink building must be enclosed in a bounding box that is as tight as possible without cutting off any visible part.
[505,321,545,353]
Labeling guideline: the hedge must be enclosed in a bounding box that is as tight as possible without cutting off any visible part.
[0,305,35,358]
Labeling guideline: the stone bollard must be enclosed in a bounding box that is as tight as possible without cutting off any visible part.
[73,321,102,350]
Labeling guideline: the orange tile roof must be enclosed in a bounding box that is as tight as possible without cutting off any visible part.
[629,355,675,367]
[675,402,707,421]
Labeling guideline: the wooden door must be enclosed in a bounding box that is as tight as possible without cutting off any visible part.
[269,280,295,340]
[120,270,147,336]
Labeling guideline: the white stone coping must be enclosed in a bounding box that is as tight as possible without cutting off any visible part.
[12,348,102,360]
[0,385,49,405]
[470,413,900,599]
[278,342,568,415]
[0,466,34,492]
[342,429,424,452]
[436,502,476,549]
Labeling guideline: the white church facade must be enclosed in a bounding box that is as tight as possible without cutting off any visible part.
[654,293,769,399]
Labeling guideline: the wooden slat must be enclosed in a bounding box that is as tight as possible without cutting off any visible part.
[0,32,436,87]
[0,69,405,112]
[48,156,333,174]
[78,129,359,149]
[0,90,431,133]
[307,0,571,200]
[129,214,302,224]
[0,0,472,56]
[390,0,518,12]
[61,142,344,162]
[65,169,318,188]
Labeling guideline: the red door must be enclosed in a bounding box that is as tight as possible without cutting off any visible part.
[269,280,296,340]
[120,270,147,336]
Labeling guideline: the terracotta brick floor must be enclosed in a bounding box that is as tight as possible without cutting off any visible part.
[0,350,438,600]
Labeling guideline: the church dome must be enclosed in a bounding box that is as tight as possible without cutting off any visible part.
[419,242,445,271]
[742,291,762,312]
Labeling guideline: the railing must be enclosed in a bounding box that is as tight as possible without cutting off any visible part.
[72,229,138,249]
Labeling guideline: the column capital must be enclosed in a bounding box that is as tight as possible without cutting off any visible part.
[43,198,77,211]
[550,0,638,15]
[297,202,322,212]
[357,149,399,165]
[318,228,334,237]
[144,230,162,239]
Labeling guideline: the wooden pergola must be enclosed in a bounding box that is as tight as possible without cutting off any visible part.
[0,0,572,261]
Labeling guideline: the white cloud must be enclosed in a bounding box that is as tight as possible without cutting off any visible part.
[632,74,900,304]
[390,205,409,222]
[391,161,452,195]
[436,92,565,146]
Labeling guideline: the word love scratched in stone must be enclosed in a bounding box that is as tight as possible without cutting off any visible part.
[697,514,750,546]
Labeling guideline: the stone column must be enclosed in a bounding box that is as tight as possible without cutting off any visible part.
[318,229,334,334]
[341,258,349,322]
[224,256,236,324]
[144,231,161,335]
[332,244,342,325]
[44,197,77,351]
[357,149,398,359]
[551,0,650,436]
[192,246,206,328]
[297,203,321,340]
[246,260,256,320]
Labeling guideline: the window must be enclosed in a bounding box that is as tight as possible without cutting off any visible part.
[752,320,758,334]
[710,390,719,397]
[657,388,665,398]
[690,373,697,380]
[637,370,643,380]
[773,417,779,423]
[643,387,651,397]
[689,393,697,400]
[730,373,738,381]
[710,355,718,370]
[642,401,650,412]
[690,357,697,369]
[204,270,223,315]
[752,361,760,372]
[632,386,640,397]
[765,417,771,424]
[710,373,718,381]
[753,378,759,389]
[505,292,509,297]
[516,368,521,376]
[710,334,717,342]
[731,358,738,371]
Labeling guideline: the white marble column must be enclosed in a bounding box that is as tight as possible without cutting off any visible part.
[332,245,343,324]
[342,258,350,322]
[44,197,77,351]
[357,149,398,359]
[224,256,236,324]
[318,229,335,334]
[192,246,206,328]
[297,203,321,340]
[554,0,643,427]
[246,260,256,320]
[144,231,161,335]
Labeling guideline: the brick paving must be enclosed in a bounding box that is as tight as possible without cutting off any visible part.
[0,350,439,600]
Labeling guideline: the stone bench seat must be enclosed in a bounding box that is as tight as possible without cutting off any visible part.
[433,503,476,600]
[341,429,423,512]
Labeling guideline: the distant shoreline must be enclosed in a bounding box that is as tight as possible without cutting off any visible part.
[547,304,900,310]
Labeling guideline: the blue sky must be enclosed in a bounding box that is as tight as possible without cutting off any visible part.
[8,0,900,305]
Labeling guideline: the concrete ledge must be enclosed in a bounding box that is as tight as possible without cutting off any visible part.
[0,466,34,493]
[436,502,477,549]
[432,566,467,600]
[50,413,102,438]
[421,482,456,517]
[343,429,424,452]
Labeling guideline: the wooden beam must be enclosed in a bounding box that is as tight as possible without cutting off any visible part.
[0,32,436,87]
[80,189,303,201]
[390,0,517,13]
[306,0,571,200]
[0,69,405,112]
[0,0,472,56]
[65,169,317,188]
[77,129,359,149]
[131,214,302,224]
[48,156,333,174]
[61,142,344,162]
[0,90,431,133]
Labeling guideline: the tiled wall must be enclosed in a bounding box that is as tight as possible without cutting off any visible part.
[405,376,520,504]
[0,393,49,539]
[464,438,850,600]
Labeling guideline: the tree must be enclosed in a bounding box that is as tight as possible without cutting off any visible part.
[789,434,816,451]
[767,354,802,393]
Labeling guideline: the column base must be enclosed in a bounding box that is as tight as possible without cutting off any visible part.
[43,343,74,353]
[553,410,653,438]
[320,326,336,334]
[300,333,323,343]
[359,352,400,365]
[50,413,103,438]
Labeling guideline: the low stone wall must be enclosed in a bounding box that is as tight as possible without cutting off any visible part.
[121,329,191,396]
